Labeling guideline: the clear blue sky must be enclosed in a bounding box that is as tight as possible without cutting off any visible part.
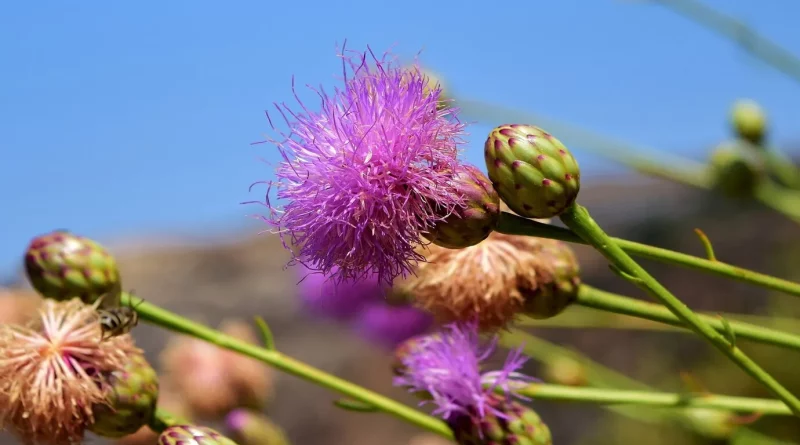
[2,1,799,277]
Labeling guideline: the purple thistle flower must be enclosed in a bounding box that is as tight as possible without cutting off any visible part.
[255,45,468,285]
[296,264,384,321]
[353,302,434,349]
[393,321,532,421]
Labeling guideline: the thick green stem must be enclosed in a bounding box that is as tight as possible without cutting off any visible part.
[148,408,186,433]
[120,293,453,439]
[562,285,800,352]
[496,211,800,298]
[518,384,792,416]
[559,204,800,416]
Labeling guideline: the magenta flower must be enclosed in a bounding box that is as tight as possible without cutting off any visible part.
[393,322,531,421]
[353,302,434,349]
[255,45,468,285]
[296,264,385,321]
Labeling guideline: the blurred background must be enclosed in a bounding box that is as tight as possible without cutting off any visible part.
[2,1,800,444]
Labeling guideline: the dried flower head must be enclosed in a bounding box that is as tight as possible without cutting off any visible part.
[0,298,139,445]
[399,233,580,330]
[253,45,468,285]
[392,322,531,421]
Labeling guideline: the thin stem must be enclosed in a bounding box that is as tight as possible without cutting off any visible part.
[562,285,800,352]
[496,211,800,299]
[559,204,800,416]
[120,293,453,439]
[649,0,800,85]
[518,383,792,416]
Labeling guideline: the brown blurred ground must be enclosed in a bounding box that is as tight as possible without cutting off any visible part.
[3,175,800,444]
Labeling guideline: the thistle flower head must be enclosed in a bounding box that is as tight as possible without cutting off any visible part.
[296,264,385,321]
[0,298,139,445]
[400,233,580,330]
[352,302,433,349]
[392,322,531,421]
[256,45,468,285]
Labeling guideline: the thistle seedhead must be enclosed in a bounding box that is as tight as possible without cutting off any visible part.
[424,165,501,249]
[448,394,552,445]
[90,354,159,438]
[0,298,139,445]
[485,124,580,219]
[730,99,767,145]
[400,233,580,330]
[24,230,121,305]
[158,425,237,445]
[224,409,289,445]
[708,141,766,198]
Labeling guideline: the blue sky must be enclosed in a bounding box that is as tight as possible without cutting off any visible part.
[2,1,799,277]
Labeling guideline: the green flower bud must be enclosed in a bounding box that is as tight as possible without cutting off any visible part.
[90,354,159,438]
[425,165,500,249]
[158,425,238,445]
[449,395,552,445]
[679,408,739,440]
[485,124,580,219]
[708,141,766,198]
[730,99,767,145]
[225,409,289,445]
[24,230,121,304]
[522,239,580,319]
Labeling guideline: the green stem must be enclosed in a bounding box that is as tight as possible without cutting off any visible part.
[564,285,800,352]
[496,211,800,299]
[518,383,792,416]
[559,204,800,417]
[649,0,800,85]
[120,293,453,439]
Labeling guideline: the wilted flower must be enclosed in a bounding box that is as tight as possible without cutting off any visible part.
[0,298,139,445]
[255,45,468,285]
[392,322,531,421]
[399,233,580,330]
[160,319,273,419]
[353,302,433,349]
[296,264,386,321]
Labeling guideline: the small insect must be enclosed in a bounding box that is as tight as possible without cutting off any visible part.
[93,287,143,341]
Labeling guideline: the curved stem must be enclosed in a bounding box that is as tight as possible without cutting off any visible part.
[550,285,800,352]
[517,384,792,416]
[649,0,800,85]
[496,211,800,299]
[120,293,453,439]
[559,204,800,416]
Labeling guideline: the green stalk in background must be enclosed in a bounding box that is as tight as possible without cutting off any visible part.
[558,203,800,416]
[515,383,792,416]
[523,285,800,352]
[496,212,800,299]
[646,0,800,85]
[119,293,455,440]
